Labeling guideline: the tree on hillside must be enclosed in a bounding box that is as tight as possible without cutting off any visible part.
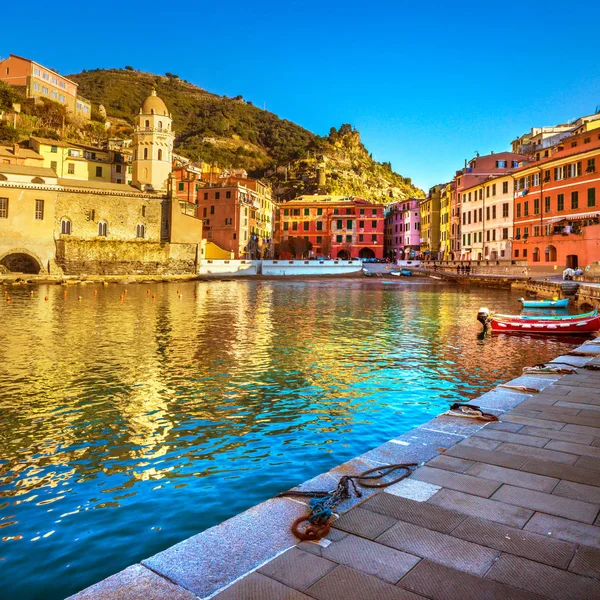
[27,98,67,131]
[0,123,19,144]
[0,81,24,111]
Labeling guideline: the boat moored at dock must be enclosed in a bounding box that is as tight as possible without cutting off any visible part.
[518,297,569,309]
[478,307,600,334]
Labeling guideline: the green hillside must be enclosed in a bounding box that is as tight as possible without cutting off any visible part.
[68,68,424,201]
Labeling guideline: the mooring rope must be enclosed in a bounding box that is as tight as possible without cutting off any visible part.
[277,463,417,541]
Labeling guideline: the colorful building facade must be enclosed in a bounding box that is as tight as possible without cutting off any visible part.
[196,178,275,259]
[460,173,514,260]
[512,130,600,268]
[278,196,385,259]
[0,54,91,118]
[420,186,442,258]
[384,199,421,260]
[439,183,452,260]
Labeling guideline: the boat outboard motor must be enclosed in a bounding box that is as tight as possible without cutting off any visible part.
[477,307,490,332]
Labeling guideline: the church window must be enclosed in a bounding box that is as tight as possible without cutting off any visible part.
[98,221,108,236]
[143,148,148,160]
[136,223,145,238]
[61,218,71,234]
[145,119,150,127]
[158,121,163,130]
[158,149,162,160]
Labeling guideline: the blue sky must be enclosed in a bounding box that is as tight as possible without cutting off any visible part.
[2,0,599,190]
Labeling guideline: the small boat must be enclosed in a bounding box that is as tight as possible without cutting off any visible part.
[362,268,375,277]
[477,307,600,334]
[519,297,569,309]
[400,269,413,276]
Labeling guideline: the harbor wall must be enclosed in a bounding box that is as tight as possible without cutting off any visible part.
[262,259,362,276]
[198,259,260,276]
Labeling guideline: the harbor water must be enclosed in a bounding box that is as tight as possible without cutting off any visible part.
[0,279,582,599]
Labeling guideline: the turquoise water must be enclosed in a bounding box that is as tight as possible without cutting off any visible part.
[0,279,580,599]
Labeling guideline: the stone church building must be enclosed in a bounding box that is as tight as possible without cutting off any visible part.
[0,91,204,275]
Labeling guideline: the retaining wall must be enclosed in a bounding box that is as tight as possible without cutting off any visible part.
[198,260,260,276]
[262,259,362,276]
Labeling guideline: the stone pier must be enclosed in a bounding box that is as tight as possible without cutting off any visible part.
[69,343,600,600]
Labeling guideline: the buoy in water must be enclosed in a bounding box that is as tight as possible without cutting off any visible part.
[78,296,82,301]
[94,290,98,296]
[45,296,49,301]
[30,291,34,296]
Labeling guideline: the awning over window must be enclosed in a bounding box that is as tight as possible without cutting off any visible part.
[543,212,600,224]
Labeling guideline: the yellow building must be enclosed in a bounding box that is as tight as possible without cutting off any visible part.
[439,183,452,260]
[29,137,113,182]
[420,185,442,258]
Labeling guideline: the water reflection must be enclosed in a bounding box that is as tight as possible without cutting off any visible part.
[0,280,579,599]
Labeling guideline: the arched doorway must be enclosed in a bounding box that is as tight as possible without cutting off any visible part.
[566,255,578,269]
[337,249,350,259]
[532,248,540,262]
[0,252,42,274]
[545,245,557,262]
[358,248,375,259]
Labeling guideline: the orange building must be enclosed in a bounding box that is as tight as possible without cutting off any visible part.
[0,54,91,118]
[512,130,600,269]
[451,151,529,260]
[277,196,386,259]
[196,178,275,258]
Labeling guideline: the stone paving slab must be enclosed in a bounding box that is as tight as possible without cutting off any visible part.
[257,547,336,591]
[546,439,600,459]
[332,506,397,540]
[375,519,500,576]
[494,442,579,465]
[456,436,502,450]
[397,559,543,600]
[499,414,566,430]
[523,512,600,548]
[552,479,600,504]
[491,484,600,523]
[410,465,501,497]
[473,427,550,447]
[519,457,600,487]
[361,493,467,534]
[568,545,600,579]
[450,516,576,568]
[485,420,525,433]
[465,462,559,493]
[444,444,529,468]
[519,425,596,445]
[575,455,600,471]
[320,533,421,583]
[213,571,313,600]
[306,565,426,600]
[425,454,474,472]
[486,553,600,600]
[427,488,534,527]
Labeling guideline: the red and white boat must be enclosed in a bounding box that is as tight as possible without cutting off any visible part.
[477,308,600,334]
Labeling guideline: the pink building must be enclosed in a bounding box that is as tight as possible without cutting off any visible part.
[385,198,421,260]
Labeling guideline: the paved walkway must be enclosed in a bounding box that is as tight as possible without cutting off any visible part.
[213,356,600,599]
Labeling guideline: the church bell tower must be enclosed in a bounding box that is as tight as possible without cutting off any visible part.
[132,89,174,191]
